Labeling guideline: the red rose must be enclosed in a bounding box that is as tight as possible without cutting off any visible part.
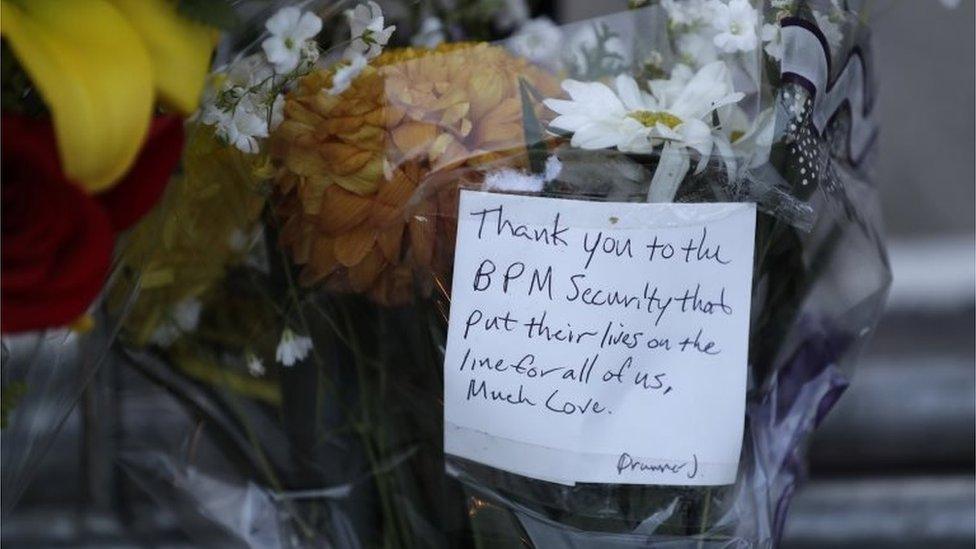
[1,114,184,333]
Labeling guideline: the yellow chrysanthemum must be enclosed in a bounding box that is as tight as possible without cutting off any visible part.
[271,43,559,306]
[111,126,268,346]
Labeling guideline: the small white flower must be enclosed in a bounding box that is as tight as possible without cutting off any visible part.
[761,22,784,60]
[262,7,323,74]
[544,155,562,182]
[544,61,743,160]
[677,31,718,67]
[508,17,563,67]
[197,52,289,155]
[148,298,202,347]
[812,10,843,52]
[661,0,712,27]
[495,0,530,30]
[411,16,445,48]
[276,329,313,367]
[246,353,265,376]
[206,94,281,154]
[172,298,202,332]
[710,0,759,53]
[149,324,180,348]
[347,1,395,60]
[225,53,275,89]
[327,52,368,95]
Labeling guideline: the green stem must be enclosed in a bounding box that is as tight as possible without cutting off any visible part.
[697,488,712,548]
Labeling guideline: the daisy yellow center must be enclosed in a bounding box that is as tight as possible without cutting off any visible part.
[628,110,682,129]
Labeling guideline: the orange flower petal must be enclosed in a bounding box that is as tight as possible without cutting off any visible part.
[334,229,376,267]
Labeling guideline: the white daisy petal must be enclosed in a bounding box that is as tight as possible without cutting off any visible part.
[614,74,647,112]
[561,80,626,115]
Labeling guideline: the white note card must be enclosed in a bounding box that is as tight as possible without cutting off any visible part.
[443,190,756,486]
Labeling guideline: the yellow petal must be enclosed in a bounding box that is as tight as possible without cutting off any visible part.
[108,0,217,114]
[1,0,154,192]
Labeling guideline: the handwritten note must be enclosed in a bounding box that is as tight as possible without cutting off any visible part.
[443,190,756,486]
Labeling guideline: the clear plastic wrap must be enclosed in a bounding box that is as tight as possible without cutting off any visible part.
[108,1,890,546]
[1,294,135,515]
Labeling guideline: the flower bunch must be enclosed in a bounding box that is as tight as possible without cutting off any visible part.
[539,0,823,201]
[102,4,894,548]
[0,0,219,332]
[199,8,323,154]
[198,2,398,155]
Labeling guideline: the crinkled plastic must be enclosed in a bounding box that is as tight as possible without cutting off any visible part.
[108,1,890,547]
[1,286,138,515]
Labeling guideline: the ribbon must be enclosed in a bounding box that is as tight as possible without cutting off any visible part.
[780,17,877,165]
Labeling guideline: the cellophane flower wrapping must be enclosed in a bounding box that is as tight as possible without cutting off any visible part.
[1,287,136,515]
[107,1,891,546]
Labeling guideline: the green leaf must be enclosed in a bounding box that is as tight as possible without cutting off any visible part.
[1,381,27,429]
[518,77,548,175]
[178,0,240,31]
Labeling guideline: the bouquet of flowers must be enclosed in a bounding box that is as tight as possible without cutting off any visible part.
[0,0,219,514]
[108,1,890,546]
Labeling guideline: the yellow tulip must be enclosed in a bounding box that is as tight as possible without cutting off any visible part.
[0,0,216,193]
[108,0,218,114]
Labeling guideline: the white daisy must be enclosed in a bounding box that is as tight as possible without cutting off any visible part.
[646,63,694,106]
[262,7,323,74]
[710,0,759,53]
[347,1,395,60]
[276,329,313,367]
[544,61,743,161]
